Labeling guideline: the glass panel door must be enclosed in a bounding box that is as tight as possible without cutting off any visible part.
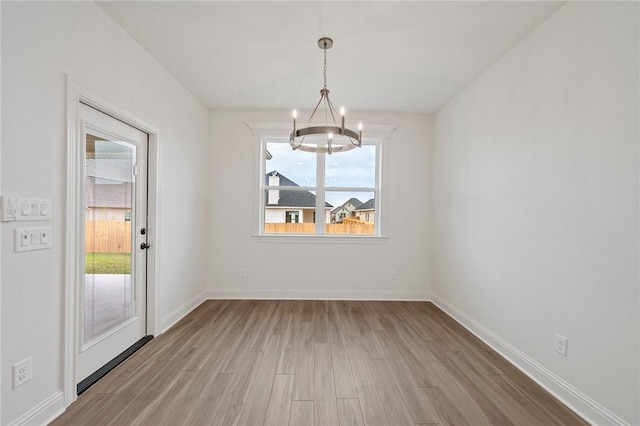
[84,135,136,343]
[76,102,147,386]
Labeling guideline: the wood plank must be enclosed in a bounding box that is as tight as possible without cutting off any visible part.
[329,322,358,399]
[293,322,314,400]
[366,358,414,426]
[420,360,492,425]
[289,401,314,426]
[264,375,294,426]
[370,329,439,424]
[210,351,262,425]
[182,372,233,425]
[314,343,339,425]
[336,399,366,426]
[421,386,469,426]
[237,335,283,426]
[277,314,300,374]
[49,393,117,426]
[131,369,201,425]
[344,336,390,426]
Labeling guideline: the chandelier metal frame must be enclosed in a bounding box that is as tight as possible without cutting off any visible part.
[290,37,362,154]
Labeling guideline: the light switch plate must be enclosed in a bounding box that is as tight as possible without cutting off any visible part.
[14,227,52,252]
[0,195,51,221]
[0,195,17,221]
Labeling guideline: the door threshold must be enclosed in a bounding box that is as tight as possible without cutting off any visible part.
[77,335,153,395]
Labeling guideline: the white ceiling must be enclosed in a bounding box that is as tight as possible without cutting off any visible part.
[97,1,564,114]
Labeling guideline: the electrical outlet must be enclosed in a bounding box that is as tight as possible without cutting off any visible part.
[390,270,397,280]
[239,268,247,278]
[13,357,32,388]
[554,333,568,357]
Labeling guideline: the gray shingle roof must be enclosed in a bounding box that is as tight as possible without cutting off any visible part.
[331,197,363,213]
[354,198,375,211]
[265,171,332,208]
[85,179,132,208]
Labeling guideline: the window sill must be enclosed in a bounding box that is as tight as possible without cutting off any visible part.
[252,234,388,244]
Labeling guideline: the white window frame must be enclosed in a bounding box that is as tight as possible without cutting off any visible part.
[247,121,396,242]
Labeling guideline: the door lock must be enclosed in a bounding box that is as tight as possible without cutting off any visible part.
[140,242,150,250]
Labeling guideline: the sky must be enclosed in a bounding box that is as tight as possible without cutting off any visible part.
[266,141,376,208]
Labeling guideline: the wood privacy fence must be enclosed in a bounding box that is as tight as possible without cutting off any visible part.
[87,221,374,252]
[85,220,132,253]
[265,222,374,235]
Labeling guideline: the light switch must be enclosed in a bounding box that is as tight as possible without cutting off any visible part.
[15,227,51,252]
[40,203,48,216]
[31,203,40,216]
[21,202,30,216]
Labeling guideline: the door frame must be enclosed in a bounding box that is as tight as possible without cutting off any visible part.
[64,76,161,407]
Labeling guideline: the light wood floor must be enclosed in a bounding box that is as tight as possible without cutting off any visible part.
[52,300,588,426]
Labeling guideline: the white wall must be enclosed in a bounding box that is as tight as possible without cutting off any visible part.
[209,110,431,300]
[1,2,209,424]
[432,2,638,425]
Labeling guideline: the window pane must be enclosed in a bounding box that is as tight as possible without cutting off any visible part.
[266,142,316,187]
[264,190,328,234]
[326,191,375,235]
[325,145,376,188]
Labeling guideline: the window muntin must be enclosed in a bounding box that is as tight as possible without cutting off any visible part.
[262,138,379,236]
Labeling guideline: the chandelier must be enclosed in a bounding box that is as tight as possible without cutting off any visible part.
[290,37,362,155]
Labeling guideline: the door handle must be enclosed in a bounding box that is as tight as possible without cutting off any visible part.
[140,242,150,250]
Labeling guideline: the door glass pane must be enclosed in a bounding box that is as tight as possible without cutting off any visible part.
[84,134,136,343]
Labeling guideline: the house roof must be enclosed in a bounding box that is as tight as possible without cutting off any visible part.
[354,198,375,211]
[85,159,134,208]
[265,171,332,209]
[85,179,132,209]
[331,197,363,214]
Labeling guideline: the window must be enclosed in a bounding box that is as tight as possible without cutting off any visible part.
[285,211,300,223]
[260,137,380,236]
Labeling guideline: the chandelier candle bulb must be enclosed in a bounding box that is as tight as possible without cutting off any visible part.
[340,107,346,132]
[292,109,297,136]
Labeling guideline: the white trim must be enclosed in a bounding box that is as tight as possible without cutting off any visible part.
[160,290,209,333]
[0,4,4,422]
[8,391,65,426]
[207,289,430,301]
[64,76,161,407]
[431,293,631,426]
[252,234,388,244]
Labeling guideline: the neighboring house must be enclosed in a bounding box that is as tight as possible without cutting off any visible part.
[331,197,363,223]
[354,198,375,223]
[265,171,333,223]
[85,159,133,221]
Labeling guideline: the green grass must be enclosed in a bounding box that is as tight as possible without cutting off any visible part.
[85,253,131,274]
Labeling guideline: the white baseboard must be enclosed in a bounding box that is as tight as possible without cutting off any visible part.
[207,288,431,301]
[431,293,630,426]
[9,390,65,426]
[159,289,208,333]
